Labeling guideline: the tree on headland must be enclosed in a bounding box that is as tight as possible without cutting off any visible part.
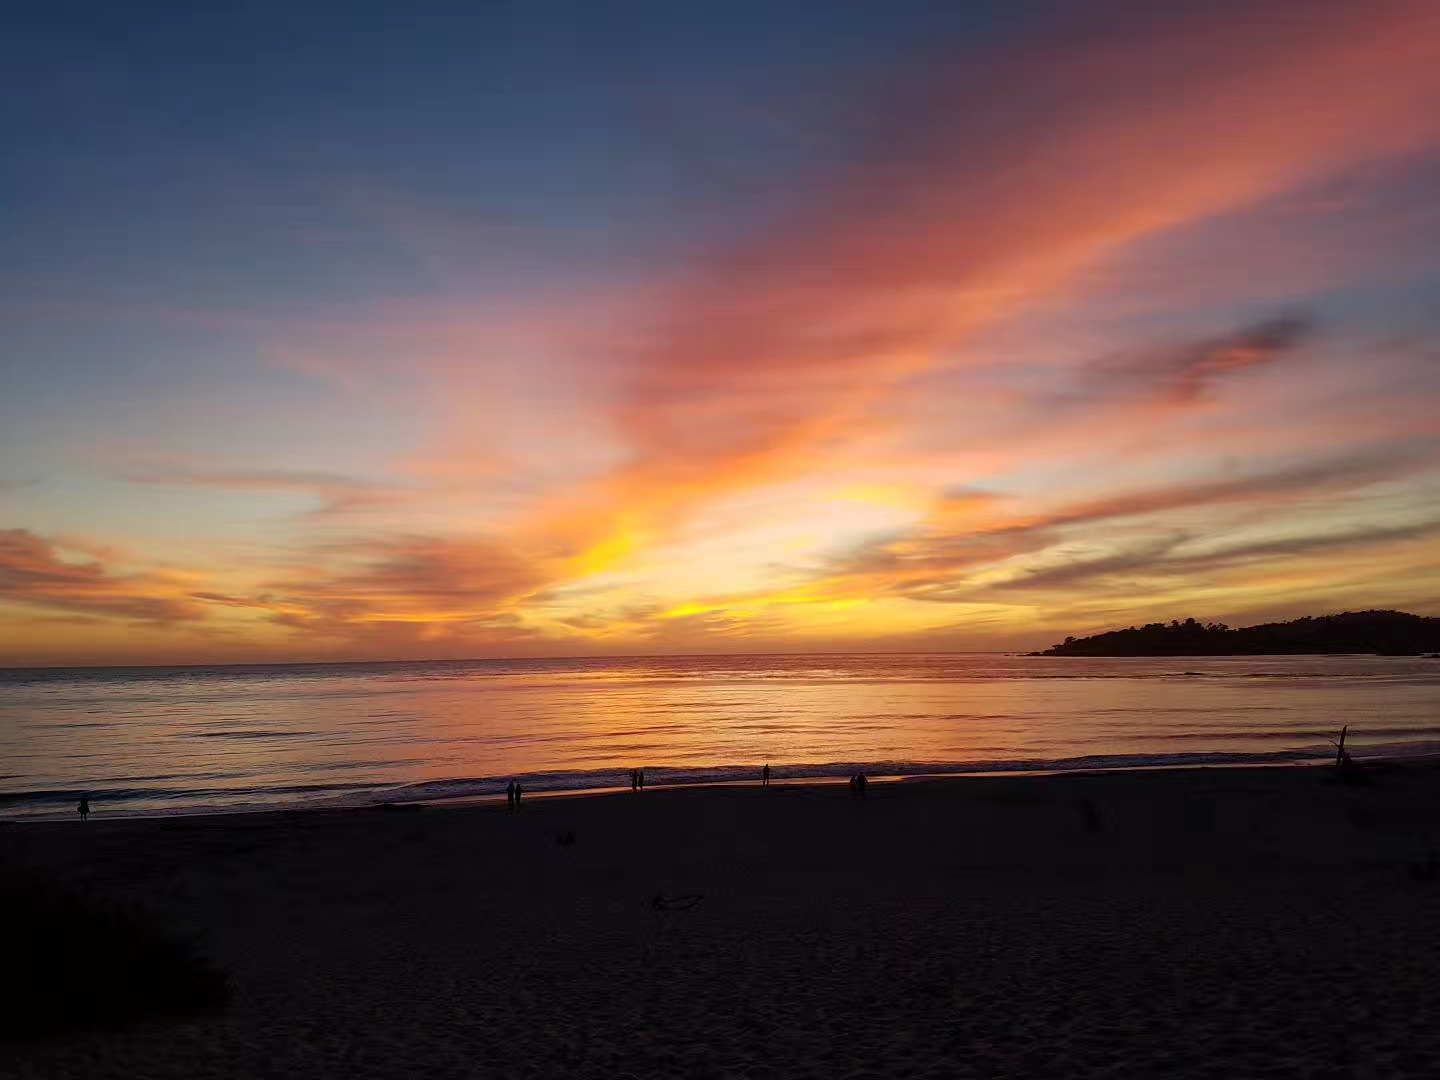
[1037,610,1440,657]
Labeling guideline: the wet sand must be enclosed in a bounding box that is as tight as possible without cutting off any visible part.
[3,764,1440,1079]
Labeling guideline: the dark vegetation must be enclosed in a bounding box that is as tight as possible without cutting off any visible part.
[1039,609,1440,657]
[0,869,228,1042]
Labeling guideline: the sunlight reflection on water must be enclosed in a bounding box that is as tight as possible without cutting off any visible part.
[3,654,1439,817]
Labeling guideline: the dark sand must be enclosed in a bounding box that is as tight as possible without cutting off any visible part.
[3,765,1440,1079]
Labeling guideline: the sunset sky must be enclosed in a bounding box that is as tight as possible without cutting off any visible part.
[3,0,1440,666]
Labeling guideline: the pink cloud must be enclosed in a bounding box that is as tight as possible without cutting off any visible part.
[536,0,1440,547]
[18,1,1440,663]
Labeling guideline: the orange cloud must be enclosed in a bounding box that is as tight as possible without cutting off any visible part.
[240,0,1440,653]
[519,0,1440,566]
[250,534,553,642]
[14,0,1440,664]
[0,530,207,623]
[803,443,1440,601]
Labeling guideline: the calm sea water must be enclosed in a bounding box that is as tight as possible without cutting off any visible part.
[3,654,1439,820]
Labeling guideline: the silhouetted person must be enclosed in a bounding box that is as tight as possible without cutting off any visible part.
[513,783,523,807]
[855,772,867,799]
[762,763,770,787]
[506,781,516,809]
[77,793,90,821]
[630,768,638,792]
[638,768,646,791]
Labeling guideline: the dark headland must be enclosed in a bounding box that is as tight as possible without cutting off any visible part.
[1036,609,1440,656]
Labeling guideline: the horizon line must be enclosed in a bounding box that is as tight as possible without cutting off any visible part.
[0,648,1036,674]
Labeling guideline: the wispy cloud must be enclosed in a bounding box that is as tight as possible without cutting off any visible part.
[504,0,1440,564]
[0,530,206,623]
[245,534,552,644]
[1084,314,1314,405]
[979,518,1440,596]
[8,0,1440,662]
[216,0,1440,649]
[125,466,406,516]
[806,443,1440,601]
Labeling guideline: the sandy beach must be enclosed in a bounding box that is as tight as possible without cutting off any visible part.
[3,765,1440,1079]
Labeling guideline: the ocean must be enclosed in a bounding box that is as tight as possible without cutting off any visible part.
[3,653,1439,819]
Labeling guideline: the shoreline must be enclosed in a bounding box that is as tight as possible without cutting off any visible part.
[0,752,1389,825]
[6,755,1436,830]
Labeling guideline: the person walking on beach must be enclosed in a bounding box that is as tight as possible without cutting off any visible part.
[77,792,90,821]
[506,780,516,809]
[638,768,646,791]
[630,768,639,792]
[762,763,770,787]
[513,782,523,807]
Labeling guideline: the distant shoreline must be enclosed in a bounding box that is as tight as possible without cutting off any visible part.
[1039,609,1440,657]
[1033,649,1440,657]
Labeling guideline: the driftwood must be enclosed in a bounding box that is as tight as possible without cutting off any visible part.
[1331,725,1360,781]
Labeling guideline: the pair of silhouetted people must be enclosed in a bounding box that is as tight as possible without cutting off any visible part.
[629,768,646,791]
[77,793,90,821]
[761,764,771,787]
[848,772,868,798]
[505,781,523,809]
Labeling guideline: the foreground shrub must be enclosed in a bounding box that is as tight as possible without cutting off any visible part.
[0,871,229,1042]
